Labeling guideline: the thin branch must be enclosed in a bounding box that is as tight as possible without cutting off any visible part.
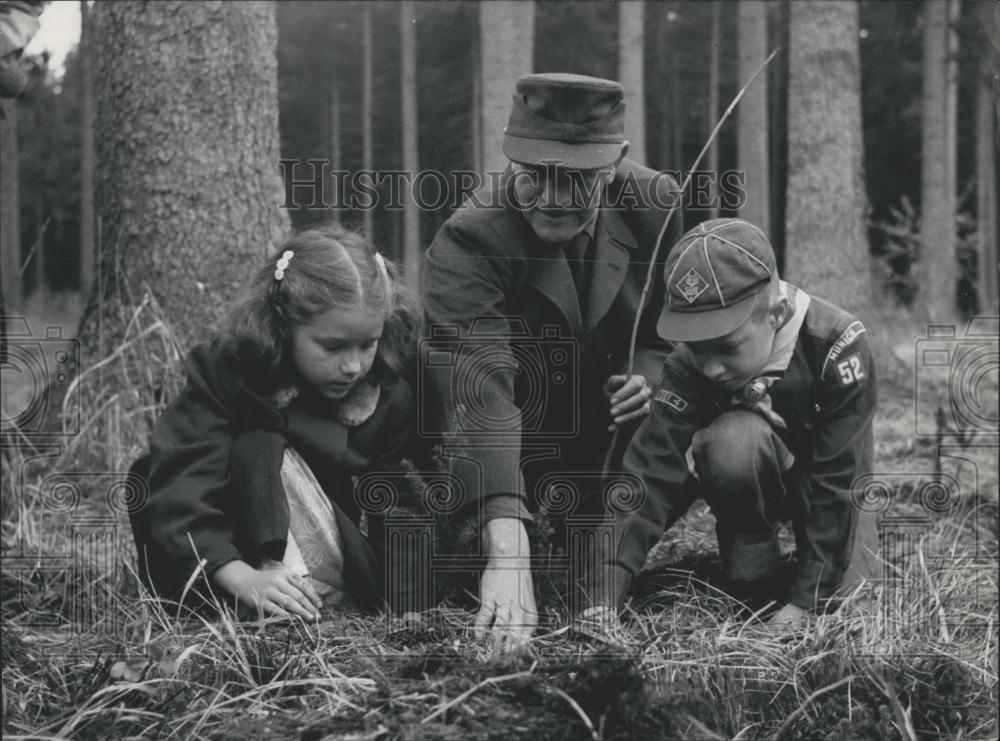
[602,47,780,476]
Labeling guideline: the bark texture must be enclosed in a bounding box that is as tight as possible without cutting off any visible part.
[785,0,872,317]
[737,0,770,237]
[479,1,535,174]
[82,0,289,357]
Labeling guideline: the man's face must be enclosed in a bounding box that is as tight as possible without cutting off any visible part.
[510,161,612,244]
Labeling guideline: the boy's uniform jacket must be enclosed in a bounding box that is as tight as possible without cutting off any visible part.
[421,159,683,523]
[607,295,879,609]
[129,342,418,609]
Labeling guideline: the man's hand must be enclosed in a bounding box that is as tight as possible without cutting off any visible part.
[213,559,322,620]
[476,518,538,653]
[604,374,653,430]
[767,603,809,632]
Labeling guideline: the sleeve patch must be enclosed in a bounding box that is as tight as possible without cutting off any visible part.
[822,320,866,379]
[834,353,865,387]
[654,389,689,412]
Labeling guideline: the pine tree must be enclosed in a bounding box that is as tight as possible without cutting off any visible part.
[785,0,872,316]
[479,1,535,174]
[737,0,770,236]
[80,1,289,356]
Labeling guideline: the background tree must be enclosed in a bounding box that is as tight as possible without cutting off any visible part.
[362,3,374,238]
[80,0,288,356]
[706,0,720,219]
[974,0,997,312]
[918,0,959,322]
[78,0,94,305]
[479,1,534,174]
[737,0,770,237]
[785,0,872,316]
[1,99,20,311]
[400,0,420,291]
[618,0,645,163]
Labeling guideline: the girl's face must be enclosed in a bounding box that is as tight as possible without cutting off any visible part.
[289,304,384,400]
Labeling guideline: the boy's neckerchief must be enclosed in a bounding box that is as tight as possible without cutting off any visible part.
[732,281,811,430]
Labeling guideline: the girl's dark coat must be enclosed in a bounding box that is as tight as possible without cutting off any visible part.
[129,342,417,609]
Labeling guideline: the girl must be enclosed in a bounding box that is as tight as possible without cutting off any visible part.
[129,222,425,619]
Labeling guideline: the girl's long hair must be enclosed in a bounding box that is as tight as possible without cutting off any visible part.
[220,222,420,392]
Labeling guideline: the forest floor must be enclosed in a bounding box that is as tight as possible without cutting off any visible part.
[1,301,997,740]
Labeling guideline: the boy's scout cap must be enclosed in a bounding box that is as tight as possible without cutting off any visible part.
[503,73,626,169]
[657,218,776,342]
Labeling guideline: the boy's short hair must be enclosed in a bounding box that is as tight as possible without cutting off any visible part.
[657,218,777,342]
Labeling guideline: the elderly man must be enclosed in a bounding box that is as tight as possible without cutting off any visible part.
[421,73,682,649]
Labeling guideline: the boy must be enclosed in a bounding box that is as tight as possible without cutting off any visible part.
[592,218,879,629]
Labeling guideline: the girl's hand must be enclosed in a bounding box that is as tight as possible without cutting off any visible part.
[604,374,653,430]
[213,560,322,620]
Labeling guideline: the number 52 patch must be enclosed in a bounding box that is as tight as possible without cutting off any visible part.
[835,353,865,386]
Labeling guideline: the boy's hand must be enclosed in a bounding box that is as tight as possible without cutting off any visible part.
[604,374,653,430]
[767,603,809,632]
[477,518,538,653]
[213,560,322,620]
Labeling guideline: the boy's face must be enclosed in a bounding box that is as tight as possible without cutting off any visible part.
[683,295,788,392]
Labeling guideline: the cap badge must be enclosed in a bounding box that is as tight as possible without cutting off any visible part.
[676,268,710,304]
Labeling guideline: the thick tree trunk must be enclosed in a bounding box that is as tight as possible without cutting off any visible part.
[362,4,374,238]
[81,1,289,358]
[0,100,20,312]
[785,1,871,317]
[737,0,770,237]
[618,0,645,164]
[400,0,420,293]
[976,48,998,312]
[79,0,95,303]
[706,0,720,219]
[918,0,958,323]
[479,1,535,174]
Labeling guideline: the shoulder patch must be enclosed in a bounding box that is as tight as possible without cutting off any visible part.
[821,320,866,379]
[654,389,689,412]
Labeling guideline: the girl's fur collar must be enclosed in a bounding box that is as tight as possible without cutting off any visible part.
[271,380,381,427]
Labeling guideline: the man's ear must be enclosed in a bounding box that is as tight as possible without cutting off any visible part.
[615,141,630,168]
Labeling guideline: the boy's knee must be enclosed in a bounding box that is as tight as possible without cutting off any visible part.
[691,410,774,481]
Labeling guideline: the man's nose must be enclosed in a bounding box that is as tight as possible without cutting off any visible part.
[541,175,575,209]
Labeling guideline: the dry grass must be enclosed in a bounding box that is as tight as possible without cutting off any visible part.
[1,300,996,740]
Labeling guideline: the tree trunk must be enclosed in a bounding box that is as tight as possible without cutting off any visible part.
[80,1,289,358]
[329,78,341,224]
[785,1,871,316]
[400,0,420,293]
[479,1,535,174]
[706,0,720,219]
[670,20,682,171]
[618,0,645,164]
[472,35,483,175]
[737,0,770,237]
[362,4,374,238]
[918,0,958,323]
[976,46,998,312]
[79,0,95,303]
[0,100,20,312]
